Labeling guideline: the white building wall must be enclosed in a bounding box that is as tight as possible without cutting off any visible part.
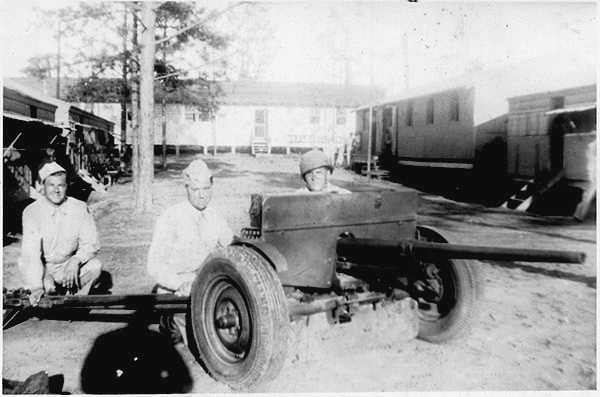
[75,102,357,150]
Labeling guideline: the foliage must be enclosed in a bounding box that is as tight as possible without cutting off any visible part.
[21,54,56,80]
[22,1,232,109]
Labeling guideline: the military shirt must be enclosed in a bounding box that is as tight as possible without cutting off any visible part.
[19,197,100,290]
[147,201,234,291]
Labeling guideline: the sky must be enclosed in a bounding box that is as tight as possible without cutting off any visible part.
[0,1,597,96]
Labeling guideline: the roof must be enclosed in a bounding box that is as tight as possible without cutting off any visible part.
[9,76,383,108]
[545,102,596,115]
[160,80,383,108]
[359,51,597,110]
[3,111,63,128]
[3,78,114,131]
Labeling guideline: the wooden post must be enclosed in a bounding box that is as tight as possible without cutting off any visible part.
[212,115,217,156]
[161,25,167,169]
[367,106,373,178]
[136,2,156,212]
[161,98,167,168]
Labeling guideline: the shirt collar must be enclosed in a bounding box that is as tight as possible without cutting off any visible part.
[41,196,70,215]
[183,200,209,218]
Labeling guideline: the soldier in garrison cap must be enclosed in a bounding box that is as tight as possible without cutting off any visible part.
[18,162,103,306]
[147,158,233,345]
[297,149,351,194]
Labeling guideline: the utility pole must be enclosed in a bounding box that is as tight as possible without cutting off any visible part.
[211,73,217,156]
[161,25,168,169]
[136,1,156,212]
[403,32,409,90]
[56,20,61,99]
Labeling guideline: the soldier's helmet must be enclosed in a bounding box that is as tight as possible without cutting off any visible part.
[299,149,333,177]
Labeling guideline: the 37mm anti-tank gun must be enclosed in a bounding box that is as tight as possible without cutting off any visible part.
[3,187,586,390]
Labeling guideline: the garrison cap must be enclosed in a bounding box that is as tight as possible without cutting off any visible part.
[183,159,212,186]
[299,149,333,177]
[39,162,66,182]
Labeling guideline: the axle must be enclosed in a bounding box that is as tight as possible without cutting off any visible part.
[336,236,586,265]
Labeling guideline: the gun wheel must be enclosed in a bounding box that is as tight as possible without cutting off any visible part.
[190,246,289,391]
[414,226,482,343]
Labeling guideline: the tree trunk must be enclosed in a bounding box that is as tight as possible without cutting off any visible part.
[120,3,128,150]
[136,2,156,212]
[131,8,140,200]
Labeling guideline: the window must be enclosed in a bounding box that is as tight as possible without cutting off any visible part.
[185,106,196,121]
[449,93,459,121]
[29,105,37,119]
[310,108,320,124]
[255,109,266,124]
[336,108,347,125]
[426,98,434,124]
[406,101,413,126]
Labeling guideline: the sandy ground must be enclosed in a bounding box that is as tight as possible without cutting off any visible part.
[2,153,596,392]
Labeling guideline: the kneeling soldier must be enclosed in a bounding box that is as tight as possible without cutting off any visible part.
[18,162,102,306]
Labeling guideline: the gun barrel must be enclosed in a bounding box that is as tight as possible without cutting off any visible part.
[337,237,586,265]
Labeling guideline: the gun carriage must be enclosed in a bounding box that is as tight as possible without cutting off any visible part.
[4,187,585,390]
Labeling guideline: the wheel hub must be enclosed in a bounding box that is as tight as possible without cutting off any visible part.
[206,280,252,361]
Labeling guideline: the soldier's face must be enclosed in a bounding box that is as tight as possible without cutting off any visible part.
[304,167,329,192]
[43,173,67,205]
[186,179,212,211]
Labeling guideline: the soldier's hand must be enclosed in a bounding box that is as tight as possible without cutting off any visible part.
[29,288,44,306]
[63,257,82,290]
[175,280,193,296]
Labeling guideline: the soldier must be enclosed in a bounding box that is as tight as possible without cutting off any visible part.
[18,162,102,306]
[147,159,234,345]
[298,149,351,194]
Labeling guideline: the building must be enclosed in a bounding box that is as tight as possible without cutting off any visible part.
[3,79,116,233]
[74,81,382,156]
[352,52,596,175]
[505,84,596,218]
[506,84,596,179]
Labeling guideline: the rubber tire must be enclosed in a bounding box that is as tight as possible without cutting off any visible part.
[415,226,482,343]
[190,246,289,391]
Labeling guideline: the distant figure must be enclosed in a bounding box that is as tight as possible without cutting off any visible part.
[147,159,234,345]
[382,128,393,167]
[297,149,351,194]
[18,162,103,306]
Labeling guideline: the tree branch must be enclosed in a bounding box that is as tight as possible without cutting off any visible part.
[155,2,247,46]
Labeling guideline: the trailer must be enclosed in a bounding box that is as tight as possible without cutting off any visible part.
[4,188,585,390]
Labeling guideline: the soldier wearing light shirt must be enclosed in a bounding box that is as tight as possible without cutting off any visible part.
[147,159,233,344]
[18,162,102,306]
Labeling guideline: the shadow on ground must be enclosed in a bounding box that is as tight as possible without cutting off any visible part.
[80,312,193,394]
[483,260,596,289]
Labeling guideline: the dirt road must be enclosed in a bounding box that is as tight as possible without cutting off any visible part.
[3,154,596,392]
